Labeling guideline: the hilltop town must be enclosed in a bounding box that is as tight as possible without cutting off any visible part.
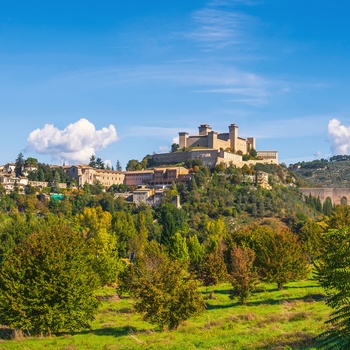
[0,123,278,206]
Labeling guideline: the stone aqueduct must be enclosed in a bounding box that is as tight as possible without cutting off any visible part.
[300,188,350,205]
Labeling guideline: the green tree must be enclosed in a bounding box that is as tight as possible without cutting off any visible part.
[108,183,128,194]
[90,180,104,195]
[37,168,45,181]
[116,160,122,171]
[24,157,38,168]
[140,154,153,169]
[126,159,141,171]
[187,234,205,276]
[76,206,120,285]
[0,219,99,334]
[171,143,180,152]
[315,227,350,349]
[156,204,187,246]
[203,218,226,253]
[125,242,205,330]
[52,170,61,192]
[228,245,258,304]
[130,211,149,256]
[323,197,333,216]
[0,213,42,265]
[253,226,308,289]
[15,152,24,177]
[112,211,137,257]
[89,154,97,168]
[201,247,228,286]
[169,232,190,264]
[96,157,105,169]
[249,148,257,157]
[299,220,326,262]
[325,205,350,230]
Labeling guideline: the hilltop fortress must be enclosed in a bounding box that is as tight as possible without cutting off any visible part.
[179,123,255,154]
[153,123,278,167]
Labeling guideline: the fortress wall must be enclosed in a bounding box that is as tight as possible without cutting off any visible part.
[247,137,256,149]
[153,152,190,164]
[236,138,248,153]
[186,136,208,148]
[152,149,221,167]
[214,138,231,150]
[153,150,278,167]
[190,150,219,166]
[219,151,242,162]
[217,133,230,141]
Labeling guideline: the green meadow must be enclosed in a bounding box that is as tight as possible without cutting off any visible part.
[0,279,331,350]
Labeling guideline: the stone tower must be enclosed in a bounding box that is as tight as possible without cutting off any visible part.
[178,132,188,148]
[229,123,238,152]
[198,124,212,135]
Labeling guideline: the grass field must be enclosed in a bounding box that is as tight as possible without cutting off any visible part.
[0,279,332,350]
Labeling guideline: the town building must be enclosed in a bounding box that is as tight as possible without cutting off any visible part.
[64,165,191,189]
[132,187,181,208]
[124,170,154,187]
[65,165,125,188]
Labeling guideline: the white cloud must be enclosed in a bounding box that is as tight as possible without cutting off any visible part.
[186,0,257,51]
[328,118,350,155]
[104,159,112,168]
[172,136,180,145]
[188,7,250,50]
[27,118,118,164]
[158,146,169,153]
[314,150,324,159]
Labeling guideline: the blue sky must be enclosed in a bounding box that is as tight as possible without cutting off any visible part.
[1,0,350,168]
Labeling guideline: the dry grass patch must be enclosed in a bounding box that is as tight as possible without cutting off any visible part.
[288,311,313,322]
[96,295,120,302]
[257,313,289,326]
[227,312,258,323]
[203,319,222,329]
[263,331,314,350]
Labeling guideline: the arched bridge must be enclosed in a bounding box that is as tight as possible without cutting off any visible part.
[300,188,350,205]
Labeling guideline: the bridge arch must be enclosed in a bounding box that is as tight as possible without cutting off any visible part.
[300,188,350,206]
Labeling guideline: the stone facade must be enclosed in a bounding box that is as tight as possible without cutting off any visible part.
[154,123,278,167]
[124,170,154,186]
[65,165,125,188]
[153,149,242,167]
[132,187,181,208]
[179,123,256,154]
[65,165,191,189]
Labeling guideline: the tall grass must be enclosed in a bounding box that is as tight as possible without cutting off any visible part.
[0,279,331,350]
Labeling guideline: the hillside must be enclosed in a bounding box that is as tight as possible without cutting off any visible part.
[289,158,350,188]
[0,159,337,349]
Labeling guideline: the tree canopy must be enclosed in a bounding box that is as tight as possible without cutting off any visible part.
[0,219,100,334]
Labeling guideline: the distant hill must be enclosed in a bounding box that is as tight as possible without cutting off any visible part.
[289,157,350,188]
